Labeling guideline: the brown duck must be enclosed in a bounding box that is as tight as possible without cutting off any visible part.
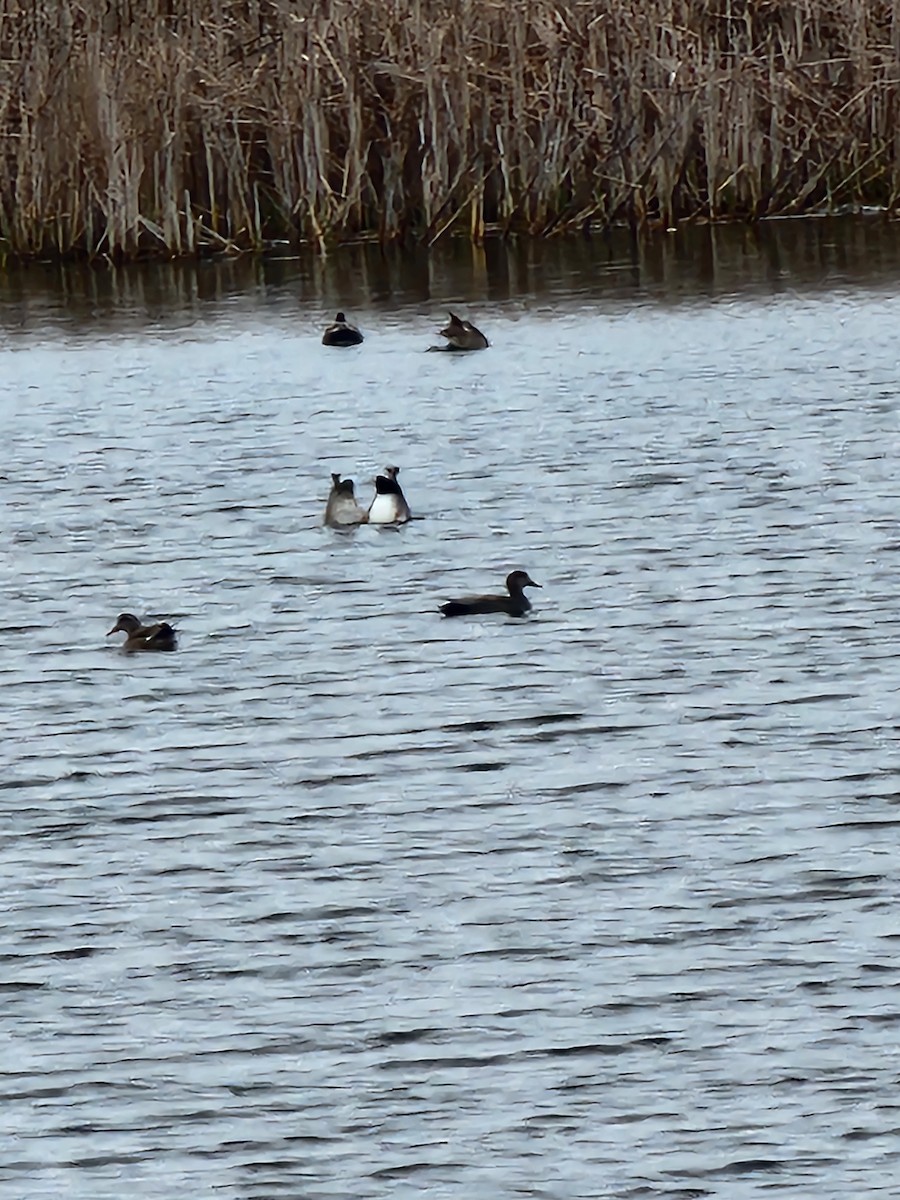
[107,613,178,651]
[324,472,368,527]
[436,312,488,351]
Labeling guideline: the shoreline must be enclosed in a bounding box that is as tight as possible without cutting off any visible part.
[3,207,899,269]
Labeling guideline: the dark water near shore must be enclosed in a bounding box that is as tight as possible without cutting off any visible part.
[3,218,900,1198]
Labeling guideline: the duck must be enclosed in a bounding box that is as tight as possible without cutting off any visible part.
[367,465,412,524]
[322,312,364,347]
[439,570,541,618]
[324,472,368,527]
[435,311,488,351]
[107,613,178,651]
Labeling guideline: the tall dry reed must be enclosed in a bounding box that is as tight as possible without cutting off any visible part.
[1,0,898,258]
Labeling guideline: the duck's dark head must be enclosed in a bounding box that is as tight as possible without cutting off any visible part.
[335,311,347,323]
[108,613,141,636]
[507,571,541,593]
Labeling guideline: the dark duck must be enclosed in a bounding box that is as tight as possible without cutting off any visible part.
[439,570,541,618]
[322,312,364,347]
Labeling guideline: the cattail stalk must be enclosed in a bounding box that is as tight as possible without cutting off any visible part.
[0,0,896,259]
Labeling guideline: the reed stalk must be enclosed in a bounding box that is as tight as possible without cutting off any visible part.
[0,0,898,259]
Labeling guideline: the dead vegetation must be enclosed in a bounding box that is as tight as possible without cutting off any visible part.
[1,0,898,258]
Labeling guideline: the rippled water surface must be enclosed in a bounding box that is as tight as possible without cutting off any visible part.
[4,220,900,1198]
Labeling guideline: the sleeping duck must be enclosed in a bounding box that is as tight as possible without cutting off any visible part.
[322,312,364,347]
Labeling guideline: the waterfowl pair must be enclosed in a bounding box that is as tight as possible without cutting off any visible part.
[439,571,541,618]
[324,466,411,527]
[322,312,364,347]
[323,310,487,351]
[105,570,541,653]
[107,613,177,651]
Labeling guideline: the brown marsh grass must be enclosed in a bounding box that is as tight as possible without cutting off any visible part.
[2,0,900,258]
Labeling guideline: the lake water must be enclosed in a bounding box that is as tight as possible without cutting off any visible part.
[3,218,900,1199]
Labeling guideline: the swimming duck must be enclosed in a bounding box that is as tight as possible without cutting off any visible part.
[107,613,178,651]
[367,465,412,524]
[436,311,488,351]
[324,472,368,527]
[439,570,541,618]
[322,312,364,347]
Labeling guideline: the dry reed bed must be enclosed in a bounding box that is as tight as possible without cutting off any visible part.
[1,0,899,258]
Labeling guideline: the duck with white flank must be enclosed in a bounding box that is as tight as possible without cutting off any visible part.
[439,571,541,618]
[324,473,368,527]
[367,465,412,525]
[322,312,364,347]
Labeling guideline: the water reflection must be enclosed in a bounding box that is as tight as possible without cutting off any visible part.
[3,215,900,333]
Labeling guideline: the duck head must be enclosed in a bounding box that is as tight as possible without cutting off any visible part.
[507,571,541,593]
[107,613,142,636]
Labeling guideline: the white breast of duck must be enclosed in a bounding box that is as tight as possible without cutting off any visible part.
[368,471,411,524]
